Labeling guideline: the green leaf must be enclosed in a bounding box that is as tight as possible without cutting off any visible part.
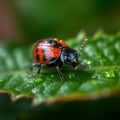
[0,31,120,106]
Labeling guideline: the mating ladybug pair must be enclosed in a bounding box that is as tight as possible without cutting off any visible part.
[31,38,87,82]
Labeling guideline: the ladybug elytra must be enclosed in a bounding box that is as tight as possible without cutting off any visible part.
[31,38,87,83]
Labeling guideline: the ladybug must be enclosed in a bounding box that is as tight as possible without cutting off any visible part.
[31,38,87,82]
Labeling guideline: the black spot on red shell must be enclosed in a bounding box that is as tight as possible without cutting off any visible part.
[53,42,61,48]
[43,55,47,61]
[42,48,46,53]
[50,57,56,62]
[36,54,40,61]
[47,39,52,44]
[46,39,61,48]
[36,48,39,53]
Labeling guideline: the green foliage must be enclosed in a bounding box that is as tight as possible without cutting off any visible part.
[14,0,120,41]
[0,31,120,106]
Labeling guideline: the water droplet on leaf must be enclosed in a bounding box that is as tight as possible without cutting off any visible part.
[34,78,42,83]
[26,84,30,88]
[90,80,97,85]
[32,88,39,94]
[87,60,91,65]
[68,73,75,79]
[84,60,91,65]
[50,75,55,78]
[105,70,116,78]
[0,79,3,82]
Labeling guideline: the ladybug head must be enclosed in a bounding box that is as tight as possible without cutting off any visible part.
[60,38,88,70]
[60,48,79,70]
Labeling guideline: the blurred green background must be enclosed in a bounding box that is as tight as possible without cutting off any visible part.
[0,0,120,43]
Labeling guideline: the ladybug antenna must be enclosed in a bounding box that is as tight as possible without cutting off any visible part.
[78,38,88,58]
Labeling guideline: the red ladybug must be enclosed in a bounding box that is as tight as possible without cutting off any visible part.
[31,38,87,82]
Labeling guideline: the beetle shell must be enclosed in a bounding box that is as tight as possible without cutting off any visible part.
[33,38,69,65]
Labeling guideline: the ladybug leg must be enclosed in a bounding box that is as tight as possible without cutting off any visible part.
[31,63,41,71]
[36,67,41,74]
[79,61,87,69]
[30,63,41,77]
[56,66,64,83]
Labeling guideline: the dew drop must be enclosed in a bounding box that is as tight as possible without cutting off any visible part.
[105,70,116,78]
[50,74,55,78]
[68,73,75,79]
[0,79,3,82]
[87,60,91,65]
[26,84,30,88]
[32,88,39,94]
[84,60,91,65]
[90,80,97,85]
[34,78,42,83]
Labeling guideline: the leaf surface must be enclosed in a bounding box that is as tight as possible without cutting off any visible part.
[0,31,120,105]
